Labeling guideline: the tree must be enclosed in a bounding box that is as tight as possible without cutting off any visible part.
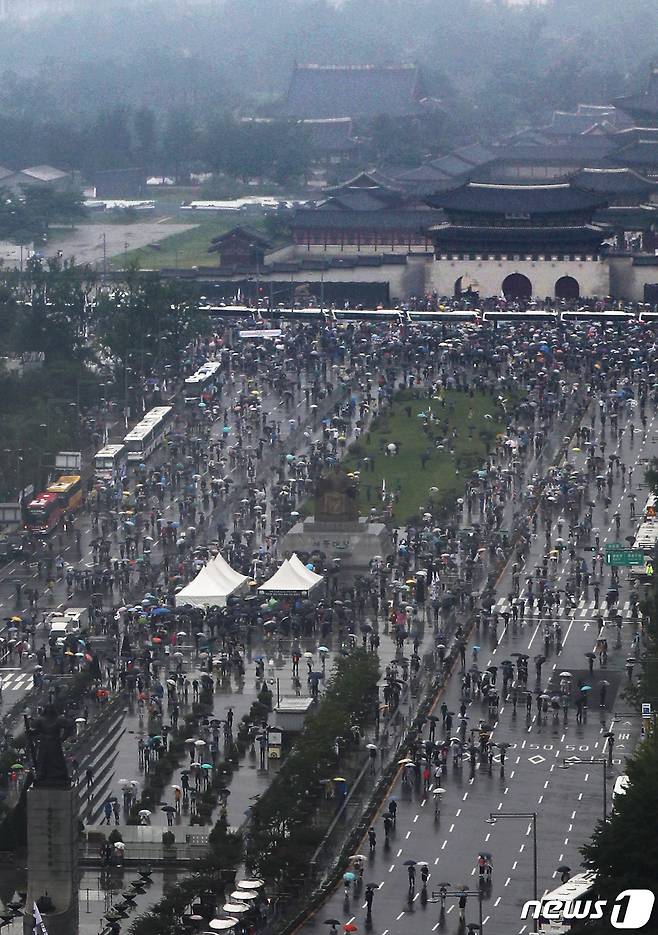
[14,255,96,363]
[163,109,197,181]
[133,106,159,171]
[580,735,658,931]
[94,275,207,377]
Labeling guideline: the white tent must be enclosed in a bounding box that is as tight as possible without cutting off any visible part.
[258,553,324,597]
[176,553,248,608]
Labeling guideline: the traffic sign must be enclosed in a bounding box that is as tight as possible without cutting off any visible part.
[605,549,644,566]
[605,542,624,551]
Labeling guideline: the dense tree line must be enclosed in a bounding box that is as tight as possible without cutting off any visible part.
[0,109,314,185]
[0,186,85,244]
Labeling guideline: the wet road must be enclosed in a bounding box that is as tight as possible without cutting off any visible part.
[297,402,653,935]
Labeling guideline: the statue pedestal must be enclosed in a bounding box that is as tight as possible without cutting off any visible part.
[282,517,393,580]
[24,785,79,935]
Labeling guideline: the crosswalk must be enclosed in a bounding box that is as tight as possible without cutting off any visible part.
[0,669,34,692]
[491,596,638,620]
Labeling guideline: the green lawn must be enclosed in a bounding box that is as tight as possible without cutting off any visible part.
[340,389,509,524]
[110,216,235,270]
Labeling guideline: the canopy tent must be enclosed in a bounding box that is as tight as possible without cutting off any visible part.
[258,553,324,597]
[176,553,248,608]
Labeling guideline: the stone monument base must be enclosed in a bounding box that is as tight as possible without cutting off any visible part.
[24,785,79,935]
[281,517,394,580]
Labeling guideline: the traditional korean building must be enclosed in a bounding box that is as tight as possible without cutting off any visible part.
[290,171,441,255]
[282,64,438,121]
[207,227,270,270]
[615,67,658,128]
[425,181,610,300]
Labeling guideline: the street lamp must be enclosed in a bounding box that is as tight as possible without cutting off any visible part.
[486,812,538,909]
[559,756,608,821]
[430,887,483,932]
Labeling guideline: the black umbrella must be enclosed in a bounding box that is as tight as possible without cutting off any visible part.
[557,865,571,873]
[403,860,417,866]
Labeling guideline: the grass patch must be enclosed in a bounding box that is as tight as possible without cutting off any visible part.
[340,388,509,524]
[109,217,224,269]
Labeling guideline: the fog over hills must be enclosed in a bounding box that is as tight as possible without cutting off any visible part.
[0,0,655,141]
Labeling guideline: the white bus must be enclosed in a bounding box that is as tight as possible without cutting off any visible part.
[184,360,222,402]
[123,406,174,463]
[612,774,630,806]
[523,871,598,931]
[94,444,128,485]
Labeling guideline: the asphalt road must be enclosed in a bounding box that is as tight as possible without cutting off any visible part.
[296,405,653,935]
[43,221,195,267]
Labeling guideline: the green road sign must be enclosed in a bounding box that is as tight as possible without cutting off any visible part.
[605,549,645,566]
[605,542,624,551]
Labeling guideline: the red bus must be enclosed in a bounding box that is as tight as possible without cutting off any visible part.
[26,474,83,535]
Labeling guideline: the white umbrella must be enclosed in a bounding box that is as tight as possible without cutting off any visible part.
[194,739,207,747]
[223,904,249,914]
[209,921,239,931]
[236,880,264,890]
[230,891,257,901]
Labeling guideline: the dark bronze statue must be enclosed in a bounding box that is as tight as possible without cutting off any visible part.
[314,466,360,524]
[24,706,71,788]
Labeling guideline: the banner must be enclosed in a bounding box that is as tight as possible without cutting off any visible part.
[239,329,282,339]
[33,903,49,935]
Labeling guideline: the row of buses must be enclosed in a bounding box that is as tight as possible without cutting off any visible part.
[25,475,84,535]
[25,405,176,535]
[92,361,223,487]
[94,405,175,482]
[202,303,658,326]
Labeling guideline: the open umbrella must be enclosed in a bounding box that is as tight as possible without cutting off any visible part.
[209,921,239,931]
[230,891,257,901]
[236,880,264,890]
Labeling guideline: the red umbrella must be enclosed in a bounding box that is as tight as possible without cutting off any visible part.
[344,926,358,933]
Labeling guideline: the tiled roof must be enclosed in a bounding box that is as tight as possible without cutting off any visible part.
[491,137,616,162]
[607,140,658,166]
[428,223,606,247]
[303,118,357,151]
[21,165,70,182]
[292,208,442,230]
[616,67,658,118]
[573,167,658,194]
[427,182,608,215]
[283,64,422,119]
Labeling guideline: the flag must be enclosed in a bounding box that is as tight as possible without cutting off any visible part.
[33,902,49,935]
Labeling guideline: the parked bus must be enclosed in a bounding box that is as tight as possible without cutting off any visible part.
[26,474,83,534]
[184,360,222,403]
[94,444,128,485]
[123,406,174,463]
[524,871,598,931]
